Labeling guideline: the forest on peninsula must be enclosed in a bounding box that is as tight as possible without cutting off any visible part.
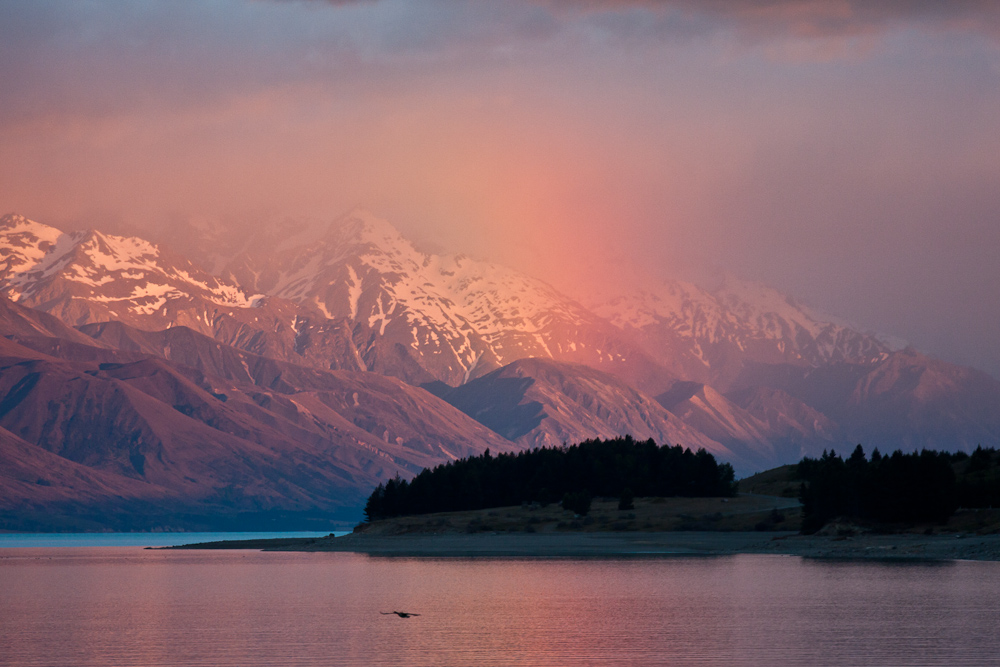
[364,435,1000,533]
[363,437,736,521]
[797,445,1000,533]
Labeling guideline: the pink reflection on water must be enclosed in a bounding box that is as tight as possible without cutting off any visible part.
[1,548,999,666]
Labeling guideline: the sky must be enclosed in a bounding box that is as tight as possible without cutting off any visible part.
[1,0,999,377]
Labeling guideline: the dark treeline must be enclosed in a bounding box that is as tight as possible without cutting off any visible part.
[798,445,1000,533]
[956,445,1000,509]
[364,436,736,521]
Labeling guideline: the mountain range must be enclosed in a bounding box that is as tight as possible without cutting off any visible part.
[1,210,997,530]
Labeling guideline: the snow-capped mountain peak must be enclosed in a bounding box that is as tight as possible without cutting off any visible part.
[713,276,830,341]
[0,213,69,279]
[588,275,890,388]
[328,209,410,252]
[0,214,260,324]
[223,210,651,386]
[1,210,896,396]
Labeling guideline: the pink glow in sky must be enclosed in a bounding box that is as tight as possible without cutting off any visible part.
[1,0,999,376]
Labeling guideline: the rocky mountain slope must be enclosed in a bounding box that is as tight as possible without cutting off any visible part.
[725,386,839,451]
[221,210,677,393]
[727,349,1000,452]
[0,419,174,532]
[0,213,445,382]
[430,358,760,470]
[0,297,517,530]
[655,381,835,469]
[589,278,891,390]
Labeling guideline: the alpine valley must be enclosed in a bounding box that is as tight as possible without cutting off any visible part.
[1,210,998,531]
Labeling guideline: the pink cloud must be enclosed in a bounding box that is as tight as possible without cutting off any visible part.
[540,0,1000,42]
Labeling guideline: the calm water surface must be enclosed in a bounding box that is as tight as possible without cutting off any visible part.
[2,546,998,666]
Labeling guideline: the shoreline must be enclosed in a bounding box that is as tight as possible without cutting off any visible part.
[167,530,1000,561]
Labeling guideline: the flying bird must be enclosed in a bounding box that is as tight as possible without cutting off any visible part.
[381,611,421,618]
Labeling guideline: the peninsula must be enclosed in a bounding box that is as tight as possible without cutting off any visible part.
[168,445,1000,561]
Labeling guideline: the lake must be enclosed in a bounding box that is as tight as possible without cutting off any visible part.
[2,539,999,666]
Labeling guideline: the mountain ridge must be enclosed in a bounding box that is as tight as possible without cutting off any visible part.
[1,210,998,529]
[0,295,519,529]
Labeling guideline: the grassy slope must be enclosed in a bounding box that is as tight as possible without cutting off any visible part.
[737,464,801,497]
[356,493,803,536]
[738,461,1000,536]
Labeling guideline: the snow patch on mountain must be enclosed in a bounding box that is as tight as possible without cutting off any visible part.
[0,214,257,316]
[0,214,66,276]
[590,275,889,371]
[2,209,897,396]
[326,212,587,338]
[345,264,362,319]
[228,209,602,383]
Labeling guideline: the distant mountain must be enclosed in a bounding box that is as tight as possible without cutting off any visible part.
[0,211,897,402]
[589,278,891,390]
[222,210,677,393]
[0,213,261,328]
[427,358,767,471]
[1,208,998,524]
[0,297,518,530]
[0,213,442,382]
[725,385,840,453]
[655,381,838,470]
[728,349,1000,453]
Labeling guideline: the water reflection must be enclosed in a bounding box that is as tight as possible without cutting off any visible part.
[1,549,998,666]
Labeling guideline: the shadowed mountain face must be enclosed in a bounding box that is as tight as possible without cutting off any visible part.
[432,358,764,471]
[0,419,167,506]
[1,211,999,528]
[655,382,837,471]
[0,300,517,530]
[728,350,1000,454]
[725,386,839,450]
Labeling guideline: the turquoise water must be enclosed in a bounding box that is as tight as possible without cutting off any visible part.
[1,548,998,666]
[0,531,345,548]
